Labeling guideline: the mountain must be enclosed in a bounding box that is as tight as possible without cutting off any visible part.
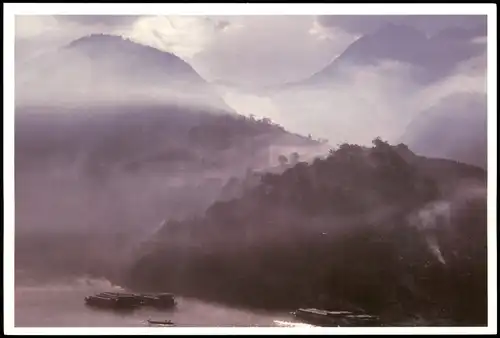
[250,23,487,162]
[16,34,232,112]
[15,105,324,176]
[276,23,485,89]
[399,93,487,169]
[125,139,487,325]
[14,33,329,280]
[15,33,328,238]
[15,105,328,281]
[15,33,329,175]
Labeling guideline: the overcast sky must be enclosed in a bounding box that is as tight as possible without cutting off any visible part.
[15,15,487,86]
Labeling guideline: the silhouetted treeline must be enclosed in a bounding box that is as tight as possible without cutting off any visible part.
[125,139,487,326]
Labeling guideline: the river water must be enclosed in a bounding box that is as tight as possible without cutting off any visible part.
[14,275,312,328]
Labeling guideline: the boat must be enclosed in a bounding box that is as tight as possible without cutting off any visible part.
[98,292,137,298]
[136,293,177,309]
[85,296,141,310]
[147,319,175,326]
[85,295,122,309]
[344,314,381,326]
[84,291,176,311]
[152,293,177,308]
[291,308,381,327]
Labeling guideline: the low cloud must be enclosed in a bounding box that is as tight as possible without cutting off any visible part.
[191,16,357,85]
[15,15,137,60]
[412,52,487,112]
[316,15,487,36]
[55,15,140,27]
[122,16,232,59]
[14,15,488,149]
[218,50,486,149]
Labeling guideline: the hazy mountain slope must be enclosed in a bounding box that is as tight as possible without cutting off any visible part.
[299,23,486,87]
[14,33,328,278]
[15,33,328,175]
[126,139,487,325]
[399,93,487,169]
[16,34,232,112]
[15,105,323,175]
[240,23,487,163]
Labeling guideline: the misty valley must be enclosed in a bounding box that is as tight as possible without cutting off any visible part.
[13,17,488,328]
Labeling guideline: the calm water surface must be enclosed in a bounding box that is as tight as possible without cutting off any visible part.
[14,276,311,328]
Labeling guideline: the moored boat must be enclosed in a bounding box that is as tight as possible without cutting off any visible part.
[135,293,177,308]
[291,308,381,327]
[84,291,176,311]
[147,319,175,326]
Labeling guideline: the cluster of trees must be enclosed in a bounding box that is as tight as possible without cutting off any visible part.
[16,105,320,180]
[217,151,302,202]
[125,138,487,325]
[247,114,285,130]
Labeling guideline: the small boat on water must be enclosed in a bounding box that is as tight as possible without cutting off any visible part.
[147,319,175,326]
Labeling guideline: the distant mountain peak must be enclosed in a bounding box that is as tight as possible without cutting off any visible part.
[67,33,161,52]
[65,33,138,51]
[336,23,427,64]
[64,33,190,69]
[68,33,127,43]
[18,33,234,113]
[294,23,485,87]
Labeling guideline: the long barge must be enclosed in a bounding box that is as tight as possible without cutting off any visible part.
[291,308,381,327]
[84,292,177,310]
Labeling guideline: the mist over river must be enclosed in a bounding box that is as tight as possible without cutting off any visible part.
[14,274,305,328]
